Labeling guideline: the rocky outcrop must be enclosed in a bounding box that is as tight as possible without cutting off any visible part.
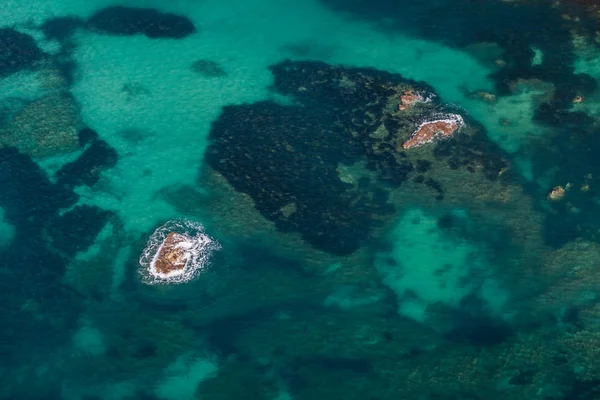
[153,232,190,276]
[138,219,220,285]
[547,185,566,201]
[398,89,425,110]
[401,116,463,150]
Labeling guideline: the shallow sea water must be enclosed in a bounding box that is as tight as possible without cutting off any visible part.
[3,0,600,399]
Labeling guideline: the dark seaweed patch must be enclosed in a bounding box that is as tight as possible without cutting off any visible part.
[40,16,85,41]
[207,101,377,255]
[424,178,445,201]
[564,379,600,400]
[55,135,118,188]
[207,60,511,255]
[77,127,99,146]
[0,147,77,226]
[88,6,196,39]
[45,205,112,256]
[0,29,44,76]
[444,315,513,347]
[0,147,83,361]
[416,159,432,173]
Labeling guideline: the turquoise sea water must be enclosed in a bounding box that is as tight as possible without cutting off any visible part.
[3,0,600,398]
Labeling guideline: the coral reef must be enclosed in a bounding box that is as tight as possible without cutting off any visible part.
[397,89,429,110]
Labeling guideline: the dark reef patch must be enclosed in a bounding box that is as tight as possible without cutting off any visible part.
[191,59,227,77]
[444,315,513,347]
[55,131,118,188]
[0,147,83,361]
[206,60,511,255]
[0,28,44,76]
[77,127,100,146]
[207,101,379,255]
[45,205,112,257]
[40,16,85,41]
[87,6,196,39]
[0,147,77,226]
[424,178,445,201]
[564,379,600,400]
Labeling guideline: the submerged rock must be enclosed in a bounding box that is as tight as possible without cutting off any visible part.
[206,60,509,255]
[87,6,196,39]
[0,28,44,76]
[547,185,566,201]
[191,60,227,77]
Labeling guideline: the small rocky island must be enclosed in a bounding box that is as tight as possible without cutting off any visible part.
[153,232,191,276]
[138,219,220,284]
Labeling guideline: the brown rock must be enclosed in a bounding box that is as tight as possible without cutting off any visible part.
[154,232,190,275]
[400,90,420,108]
[401,118,462,150]
[547,186,565,201]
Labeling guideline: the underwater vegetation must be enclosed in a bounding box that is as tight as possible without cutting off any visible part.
[206,60,510,255]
